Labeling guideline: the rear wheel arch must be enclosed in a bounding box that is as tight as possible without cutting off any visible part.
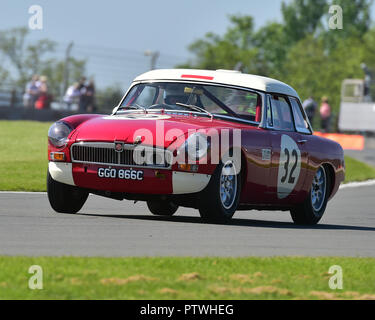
[290,164,331,225]
[322,163,335,198]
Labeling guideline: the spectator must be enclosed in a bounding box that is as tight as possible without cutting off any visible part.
[85,79,96,113]
[23,75,40,108]
[78,77,88,113]
[319,96,331,132]
[302,96,317,125]
[78,77,86,89]
[63,82,80,110]
[35,75,51,109]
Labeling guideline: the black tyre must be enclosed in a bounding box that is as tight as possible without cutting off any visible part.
[198,159,241,224]
[290,165,331,225]
[47,171,88,214]
[147,200,178,216]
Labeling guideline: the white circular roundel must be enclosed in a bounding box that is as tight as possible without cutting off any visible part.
[277,134,301,199]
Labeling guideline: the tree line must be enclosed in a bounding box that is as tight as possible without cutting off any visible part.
[0,0,374,117]
[178,0,374,128]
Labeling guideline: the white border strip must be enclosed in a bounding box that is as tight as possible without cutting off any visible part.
[0,191,46,195]
[0,191,96,196]
[340,180,375,189]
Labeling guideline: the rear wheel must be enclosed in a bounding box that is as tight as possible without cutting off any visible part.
[290,166,330,225]
[198,160,241,224]
[147,200,178,216]
[47,171,88,214]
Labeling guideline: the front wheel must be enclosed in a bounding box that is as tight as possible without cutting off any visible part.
[290,166,330,225]
[147,200,178,216]
[47,171,88,214]
[198,160,241,224]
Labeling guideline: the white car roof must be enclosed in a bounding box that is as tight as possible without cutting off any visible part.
[133,69,299,98]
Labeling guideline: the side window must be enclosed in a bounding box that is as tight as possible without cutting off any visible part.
[269,95,294,131]
[290,97,312,134]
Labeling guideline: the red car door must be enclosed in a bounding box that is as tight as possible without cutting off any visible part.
[265,94,309,204]
[240,127,273,205]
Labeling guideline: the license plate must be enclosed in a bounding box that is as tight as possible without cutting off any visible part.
[97,168,144,181]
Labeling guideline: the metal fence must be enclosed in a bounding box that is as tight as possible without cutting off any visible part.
[0,88,23,108]
[0,84,120,112]
[0,86,77,122]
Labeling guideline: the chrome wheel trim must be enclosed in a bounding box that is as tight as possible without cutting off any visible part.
[220,161,238,210]
[311,167,327,212]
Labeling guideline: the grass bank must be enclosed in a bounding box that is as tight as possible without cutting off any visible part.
[0,121,50,191]
[0,256,374,300]
[344,156,375,183]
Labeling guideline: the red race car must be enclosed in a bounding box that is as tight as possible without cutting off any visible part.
[47,69,345,225]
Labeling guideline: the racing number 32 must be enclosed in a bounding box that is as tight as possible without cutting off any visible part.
[280,148,298,184]
[277,135,301,199]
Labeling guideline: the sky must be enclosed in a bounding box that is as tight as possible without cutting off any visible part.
[0,0,290,88]
[0,0,373,89]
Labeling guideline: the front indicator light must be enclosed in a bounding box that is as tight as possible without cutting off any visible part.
[50,152,65,162]
[178,164,199,172]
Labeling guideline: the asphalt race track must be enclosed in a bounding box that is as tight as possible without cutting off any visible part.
[0,185,374,257]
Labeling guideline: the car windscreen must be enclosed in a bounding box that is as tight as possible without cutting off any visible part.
[117,82,261,123]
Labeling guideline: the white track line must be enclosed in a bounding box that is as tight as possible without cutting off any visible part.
[0,191,46,195]
[340,180,375,189]
[0,180,374,195]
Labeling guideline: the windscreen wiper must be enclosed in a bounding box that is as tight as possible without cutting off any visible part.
[119,104,147,113]
[176,103,213,120]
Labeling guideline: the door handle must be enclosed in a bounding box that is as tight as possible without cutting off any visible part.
[297,139,307,144]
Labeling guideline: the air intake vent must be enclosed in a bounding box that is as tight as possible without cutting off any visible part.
[71,142,171,169]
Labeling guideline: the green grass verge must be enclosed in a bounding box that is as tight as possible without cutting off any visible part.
[0,121,50,191]
[344,156,375,183]
[1,120,375,191]
[0,257,374,300]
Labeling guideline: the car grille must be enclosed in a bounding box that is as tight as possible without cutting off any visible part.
[71,142,172,169]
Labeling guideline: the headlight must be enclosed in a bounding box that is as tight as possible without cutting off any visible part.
[179,133,210,161]
[48,122,72,148]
